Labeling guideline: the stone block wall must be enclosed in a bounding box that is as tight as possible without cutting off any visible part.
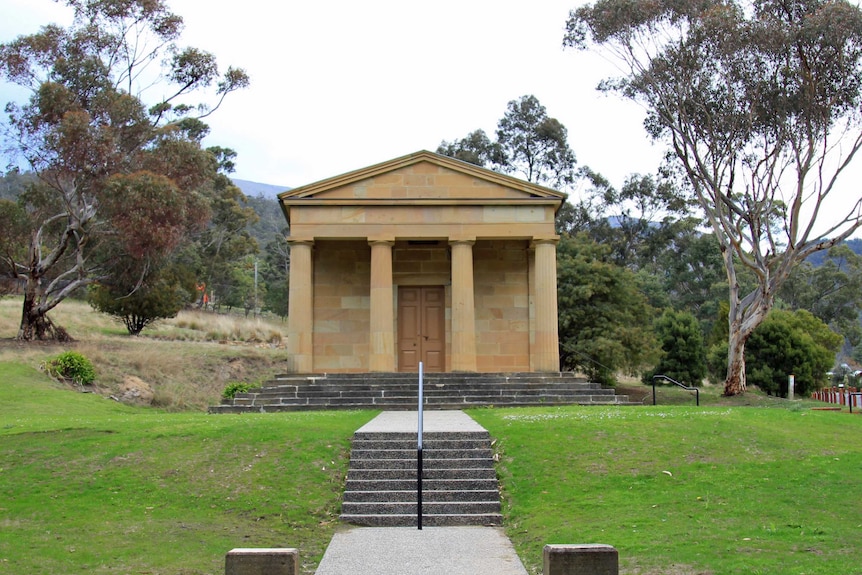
[474,240,531,372]
[308,238,533,373]
[312,240,371,372]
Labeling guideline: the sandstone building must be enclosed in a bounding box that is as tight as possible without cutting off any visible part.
[278,150,563,374]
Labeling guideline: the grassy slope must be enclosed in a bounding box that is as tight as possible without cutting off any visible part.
[0,298,291,411]
[470,406,862,575]
[0,364,377,575]
[3,299,861,574]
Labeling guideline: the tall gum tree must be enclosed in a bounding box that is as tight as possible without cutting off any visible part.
[438,94,578,190]
[566,0,862,395]
[0,0,249,340]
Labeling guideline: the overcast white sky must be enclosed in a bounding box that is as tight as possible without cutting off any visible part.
[3,0,861,241]
[1,0,663,192]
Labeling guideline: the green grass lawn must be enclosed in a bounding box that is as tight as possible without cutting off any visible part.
[2,361,861,575]
[0,362,377,575]
[469,405,862,575]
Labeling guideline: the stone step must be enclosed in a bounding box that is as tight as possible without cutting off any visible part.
[338,513,503,527]
[271,372,589,383]
[350,438,491,450]
[222,394,623,407]
[210,395,630,413]
[346,468,497,481]
[250,382,603,394]
[349,448,493,460]
[352,431,490,441]
[344,478,498,491]
[343,489,500,503]
[347,457,494,471]
[339,424,504,527]
[340,500,501,516]
[235,388,616,402]
[208,370,633,413]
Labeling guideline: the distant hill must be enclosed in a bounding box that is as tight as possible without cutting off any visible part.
[231,179,290,246]
[806,237,862,266]
[232,178,291,199]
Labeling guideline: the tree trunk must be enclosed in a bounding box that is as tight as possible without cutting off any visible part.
[723,285,772,396]
[17,279,71,342]
[724,328,748,395]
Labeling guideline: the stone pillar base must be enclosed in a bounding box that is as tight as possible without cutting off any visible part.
[543,544,618,575]
[225,548,299,575]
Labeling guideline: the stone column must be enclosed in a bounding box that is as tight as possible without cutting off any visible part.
[450,239,477,372]
[369,239,395,372]
[533,237,560,372]
[287,240,314,373]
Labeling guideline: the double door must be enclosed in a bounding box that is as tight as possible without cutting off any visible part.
[397,286,445,372]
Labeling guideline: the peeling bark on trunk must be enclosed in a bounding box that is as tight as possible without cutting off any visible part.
[724,330,748,396]
[723,286,771,396]
[17,279,72,342]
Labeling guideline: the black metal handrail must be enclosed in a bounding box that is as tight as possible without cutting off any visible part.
[651,374,700,406]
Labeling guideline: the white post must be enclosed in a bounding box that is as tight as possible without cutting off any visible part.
[788,375,795,400]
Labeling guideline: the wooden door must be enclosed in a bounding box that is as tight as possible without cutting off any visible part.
[398,286,445,372]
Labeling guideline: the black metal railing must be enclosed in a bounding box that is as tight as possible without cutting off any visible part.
[651,375,700,406]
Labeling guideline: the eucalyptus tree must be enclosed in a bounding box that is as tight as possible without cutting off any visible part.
[0,0,248,340]
[567,0,862,394]
[438,95,578,190]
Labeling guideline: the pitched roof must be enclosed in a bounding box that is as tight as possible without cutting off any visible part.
[278,150,567,204]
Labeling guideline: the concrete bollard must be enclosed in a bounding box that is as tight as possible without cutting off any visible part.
[543,544,619,575]
[225,548,298,575]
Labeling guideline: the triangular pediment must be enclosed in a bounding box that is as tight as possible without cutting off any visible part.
[279,150,566,205]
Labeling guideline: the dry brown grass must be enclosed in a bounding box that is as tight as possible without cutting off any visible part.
[0,297,289,411]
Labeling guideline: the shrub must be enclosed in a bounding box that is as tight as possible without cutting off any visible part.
[46,351,96,385]
[706,341,729,384]
[222,381,253,399]
[746,309,842,397]
[643,309,706,387]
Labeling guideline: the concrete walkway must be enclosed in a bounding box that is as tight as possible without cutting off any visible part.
[315,411,528,575]
[315,526,528,575]
[354,409,488,434]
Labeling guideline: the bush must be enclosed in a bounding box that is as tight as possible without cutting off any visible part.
[745,309,842,397]
[46,351,96,385]
[222,381,253,400]
[706,341,729,384]
[643,309,706,387]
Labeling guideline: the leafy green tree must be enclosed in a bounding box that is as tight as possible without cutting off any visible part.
[746,310,842,397]
[190,171,259,308]
[569,169,694,270]
[495,95,577,189]
[219,262,255,314]
[261,231,290,319]
[436,129,501,168]
[0,169,33,201]
[557,233,660,383]
[88,264,196,335]
[568,0,862,395]
[438,95,577,189]
[779,245,862,346]
[658,231,733,331]
[644,309,706,387]
[0,0,248,340]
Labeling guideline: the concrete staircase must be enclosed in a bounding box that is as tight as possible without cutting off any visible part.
[340,429,502,527]
[210,372,630,413]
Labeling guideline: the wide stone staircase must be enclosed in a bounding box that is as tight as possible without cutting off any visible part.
[210,372,630,413]
[340,429,502,527]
